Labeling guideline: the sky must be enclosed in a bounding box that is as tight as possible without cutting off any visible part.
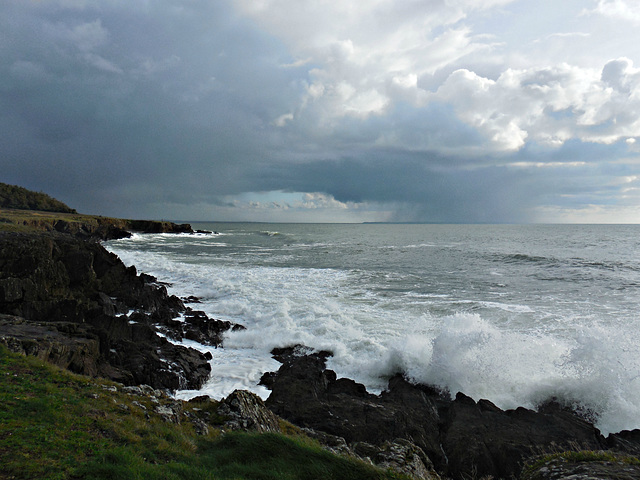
[2,0,640,223]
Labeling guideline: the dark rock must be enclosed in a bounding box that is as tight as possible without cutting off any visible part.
[520,452,640,480]
[183,296,202,304]
[440,392,606,479]
[126,220,194,234]
[361,439,441,480]
[262,349,617,480]
[263,349,447,471]
[217,390,282,433]
[0,231,211,391]
[0,278,24,302]
[178,308,242,348]
[96,292,116,317]
[0,314,100,377]
[607,430,640,456]
[49,218,131,240]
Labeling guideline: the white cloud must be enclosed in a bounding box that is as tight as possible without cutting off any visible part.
[237,0,509,125]
[586,0,640,24]
[233,0,640,155]
[534,32,591,43]
[205,191,388,222]
[297,192,350,210]
[274,113,294,127]
[432,59,640,151]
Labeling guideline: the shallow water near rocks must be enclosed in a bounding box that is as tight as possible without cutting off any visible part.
[106,223,640,435]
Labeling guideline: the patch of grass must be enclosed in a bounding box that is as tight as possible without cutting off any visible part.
[196,432,393,480]
[556,450,640,464]
[0,207,125,234]
[521,449,640,479]
[0,347,108,479]
[0,346,408,480]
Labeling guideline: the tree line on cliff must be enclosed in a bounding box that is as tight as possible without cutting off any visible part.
[0,182,77,214]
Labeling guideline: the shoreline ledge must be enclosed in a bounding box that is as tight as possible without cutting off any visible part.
[0,212,237,391]
[2,210,640,478]
[0,206,195,240]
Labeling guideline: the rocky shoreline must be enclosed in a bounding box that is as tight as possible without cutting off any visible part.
[0,227,235,391]
[260,345,640,479]
[2,222,640,479]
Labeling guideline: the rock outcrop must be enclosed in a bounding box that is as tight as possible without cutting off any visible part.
[261,346,640,480]
[520,452,640,480]
[0,231,235,391]
[217,390,282,434]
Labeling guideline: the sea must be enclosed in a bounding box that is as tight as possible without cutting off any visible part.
[105,223,640,435]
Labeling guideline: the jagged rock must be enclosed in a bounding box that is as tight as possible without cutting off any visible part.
[183,410,210,436]
[0,314,100,376]
[300,428,353,457]
[182,309,235,347]
[0,231,211,391]
[440,393,606,479]
[131,401,147,410]
[126,220,193,235]
[297,427,440,479]
[262,347,447,471]
[262,348,619,480]
[122,384,166,398]
[607,430,640,457]
[520,452,640,480]
[353,439,441,480]
[154,403,182,423]
[217,390,282,434]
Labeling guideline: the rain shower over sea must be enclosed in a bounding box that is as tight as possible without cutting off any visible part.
[105,223,640,435]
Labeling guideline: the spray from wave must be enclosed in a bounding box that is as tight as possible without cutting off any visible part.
[106,224,640,435]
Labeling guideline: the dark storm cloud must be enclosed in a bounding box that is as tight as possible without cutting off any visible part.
[2,0,640,222]
[0,0,303,214]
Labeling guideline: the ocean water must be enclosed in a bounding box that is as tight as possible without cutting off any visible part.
[105,223,640,435]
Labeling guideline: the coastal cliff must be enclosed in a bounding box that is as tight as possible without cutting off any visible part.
[0,206,194,240]
[0,202,233,391]
[0,231,222,390]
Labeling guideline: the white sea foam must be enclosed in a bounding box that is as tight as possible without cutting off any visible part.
[106,225,640,435]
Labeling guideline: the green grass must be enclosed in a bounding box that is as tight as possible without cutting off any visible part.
[0,207,127,234]
[520,449,640,479]
[0,346,407,480]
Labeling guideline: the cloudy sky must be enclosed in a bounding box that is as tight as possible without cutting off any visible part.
[2,0,640,223]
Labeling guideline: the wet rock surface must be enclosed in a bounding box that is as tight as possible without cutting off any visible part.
[0,231,234,391]
[520,452,640,480]
[261,346,640,480]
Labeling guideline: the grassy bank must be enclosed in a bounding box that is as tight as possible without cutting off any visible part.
[0,207,193,237]
[0,346,406,480]
[0,207,125,233]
